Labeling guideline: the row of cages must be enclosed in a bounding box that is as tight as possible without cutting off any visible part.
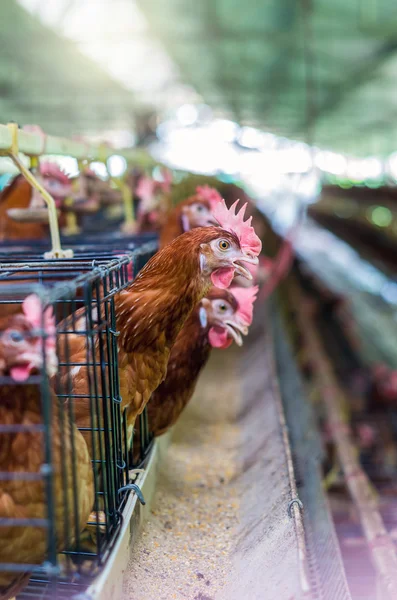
[0,233,158,599]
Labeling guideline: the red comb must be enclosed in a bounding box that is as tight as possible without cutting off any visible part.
[136,176,156,201]
[22,295,56,347]
[213,200,262,256]
[20,295,57,377]
[40,162,71,186]
[159,168,172,192]
[196,185,223,211]
[22,294,42,327]
[229,286,259,326]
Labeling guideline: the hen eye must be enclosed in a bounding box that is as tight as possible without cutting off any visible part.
[9,330,24,342]
[196,205,204,212]
[218,239,230,251]
[219,303,227,312]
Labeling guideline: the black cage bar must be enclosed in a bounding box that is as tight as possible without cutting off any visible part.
[0,239,157,599]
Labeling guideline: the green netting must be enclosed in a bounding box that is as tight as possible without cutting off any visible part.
[0,1,135,135]
[138,0,397,155]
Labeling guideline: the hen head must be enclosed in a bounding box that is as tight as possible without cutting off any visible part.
[178,186,222,232]
[201,285,258,348]
[0,294,57,382]
[180,197,219,231]
[198,200,262,289]
[39,162,72,205]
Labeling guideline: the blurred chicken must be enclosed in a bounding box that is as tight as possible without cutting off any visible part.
[371,363,397,408]
[0,158,121,241]
[134,285,257,447]
[160,185,294,291]
[159,185,222,248]
[0,162,71,241]
[0,295,94,600]
[135,168,173,232]
[170,175,267,240]
[352,418,397,480]
[58,200,262,452]
[72,167,122,210]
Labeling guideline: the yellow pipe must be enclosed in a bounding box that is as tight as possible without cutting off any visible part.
[121,180,134,224]
[63,202,80,236]
[99,144,135,227]
[0,123,162,252]
[30,156,39,170]
[6,124,73,259]
[62,176,81,236]
[108,175,135,229]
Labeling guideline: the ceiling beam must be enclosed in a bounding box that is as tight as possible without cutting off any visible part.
[292,38,397,136]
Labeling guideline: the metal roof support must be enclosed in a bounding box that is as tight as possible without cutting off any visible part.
[0,123,151,164]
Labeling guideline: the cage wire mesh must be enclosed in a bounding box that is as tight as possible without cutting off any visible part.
[0,239,157,599]
[0,233,157,263]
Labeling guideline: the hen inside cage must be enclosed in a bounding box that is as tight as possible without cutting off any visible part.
[0,244,156,599]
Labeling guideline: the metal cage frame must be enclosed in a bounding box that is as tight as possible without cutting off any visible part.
[0,239,157,599]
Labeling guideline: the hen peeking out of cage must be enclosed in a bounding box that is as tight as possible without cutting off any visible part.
[57,200,261,459]
[0,294,94,600]
[132,285,258,459]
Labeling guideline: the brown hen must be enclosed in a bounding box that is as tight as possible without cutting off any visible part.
[159,186,221,248]
[135,285,257,445]
[59,201,262,452]
[0,296,94,600]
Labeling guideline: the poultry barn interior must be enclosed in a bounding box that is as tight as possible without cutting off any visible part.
[2,1,397,599]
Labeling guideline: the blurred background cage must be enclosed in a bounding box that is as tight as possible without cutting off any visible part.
[0,238,157,599]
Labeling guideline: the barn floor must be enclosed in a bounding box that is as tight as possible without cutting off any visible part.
[123,310,304,600]
[123,348,241,600]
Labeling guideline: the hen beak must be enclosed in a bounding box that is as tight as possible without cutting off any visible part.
[223,320,248,347]
[233,253,259,280]
[20,352,43,374]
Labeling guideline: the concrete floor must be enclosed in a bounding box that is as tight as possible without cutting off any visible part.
[123,310,303,600]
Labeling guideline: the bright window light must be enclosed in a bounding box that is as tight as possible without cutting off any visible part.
[361,157,383,180]
[280,144,313,173]
[89,161,109,179]
[239,127,266,149]
[387,151,397,181]
[315,151,347,176]
[176,104,199,126]
[107,155,127,177]
[346,159,368,182]
[208,119,239,143]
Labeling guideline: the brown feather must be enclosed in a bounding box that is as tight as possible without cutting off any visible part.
[0,388,93,597]
[145,305,211,435]
[0,176,47,241]
[60,226,241,446]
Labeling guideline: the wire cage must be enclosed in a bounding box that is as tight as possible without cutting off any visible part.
[0,232,157,263]
[0,240,157,599]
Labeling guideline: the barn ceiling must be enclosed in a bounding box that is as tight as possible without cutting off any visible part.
[137,0,397,156]
[6,0,397,156]
[0,0,142,136]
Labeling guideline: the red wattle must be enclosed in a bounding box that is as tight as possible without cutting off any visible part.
[211,267,235,289]
[208,326,233,349]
